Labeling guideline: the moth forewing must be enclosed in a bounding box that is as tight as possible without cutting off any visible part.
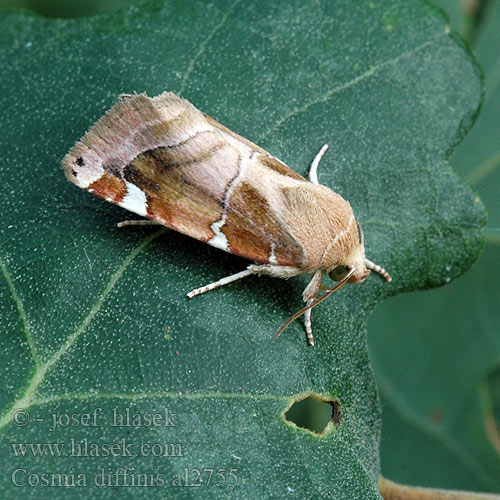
[62,91,391,346]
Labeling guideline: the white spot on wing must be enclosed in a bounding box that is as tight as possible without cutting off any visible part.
[269,243,278,264]
[120,181,148,217]
[207,152,249,254]
[209,214,229,252]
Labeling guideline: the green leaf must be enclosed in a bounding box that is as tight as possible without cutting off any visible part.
[369,0,500,493]
[0,0,133,18]
[0,0,483,498]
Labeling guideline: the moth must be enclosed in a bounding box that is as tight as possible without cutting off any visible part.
[62,92,391,346]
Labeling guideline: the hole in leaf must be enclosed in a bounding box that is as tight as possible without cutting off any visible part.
[284,394,342,435]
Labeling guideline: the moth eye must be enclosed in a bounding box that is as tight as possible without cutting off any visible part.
[329,265,350,281]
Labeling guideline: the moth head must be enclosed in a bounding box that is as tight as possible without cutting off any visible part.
[328,245,370,284]
[328,221,370,284]
[329,222,392,284]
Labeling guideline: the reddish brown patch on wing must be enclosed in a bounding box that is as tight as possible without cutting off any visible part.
[124,151,223,243]
[259,156,305,181]
[88,173,126,203]
[223,225,271,263]
[146,193,219,243]
[224,181,303,266]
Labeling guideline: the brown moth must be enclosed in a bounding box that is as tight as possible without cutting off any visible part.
[62,92,391,346]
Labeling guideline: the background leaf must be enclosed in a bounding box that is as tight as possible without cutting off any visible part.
[369,0,500,493]
[0,0,484,498]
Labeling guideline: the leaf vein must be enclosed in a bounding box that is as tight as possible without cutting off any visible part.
[32,391,290,405]
[0,229,165,432]
[44,229,165,373]
[466,151,500,186]
[178,0,242,95]
[377,370,500,490]
[257,34,447,142]
[0,254,39,366]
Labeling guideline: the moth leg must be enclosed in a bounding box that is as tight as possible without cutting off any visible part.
[248,264,303,279]
[302,270,323,346]
[187,263,303,299]
[309,144,329,185]
[250,264,320,344]
[186,268,255,299]
[304,299,315,345]
[117,220,164,228]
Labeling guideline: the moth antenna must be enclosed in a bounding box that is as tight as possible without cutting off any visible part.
[357,221,364,246]
[365,258,392,282]
[274,267,355,340]
[309,144,329,185]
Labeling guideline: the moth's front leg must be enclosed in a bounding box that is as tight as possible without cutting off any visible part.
[302,270,323,346]
[117,220,163,228]
[186,268,256,298]
[186,264,303,299]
